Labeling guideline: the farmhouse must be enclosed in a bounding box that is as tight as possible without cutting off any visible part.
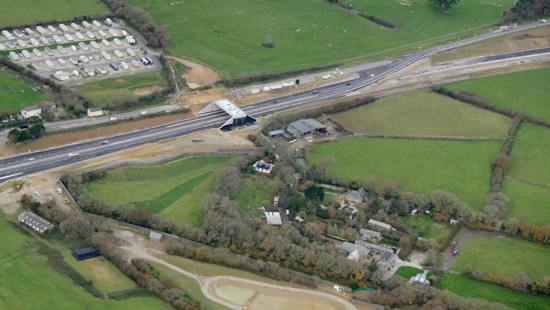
[367,219,395,232]
[87,107,103,117]
[264,211,282,225]
[345,189,365,205]
[358,228,382,244]
[72,247,100,261]
[18,212,54,234]
[286,119,327,136]
[338,239,397,273]
[199,99,256,131]
[21,106,42,118]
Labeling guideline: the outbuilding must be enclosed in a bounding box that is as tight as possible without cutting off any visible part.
[18,212,54,234]
[72,247,100,261]
[287,119,327,136]
[21,106,42,118]
[264,212,282,225]
[149,231,163,241]
[87,107,103,117]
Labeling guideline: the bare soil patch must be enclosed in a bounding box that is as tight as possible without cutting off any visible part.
[172,57,221,89]
[131,85,165,96]
[206,277,358,310]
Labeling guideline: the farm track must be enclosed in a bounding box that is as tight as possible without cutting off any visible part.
[121,243,359,310]
[443,230,506,271]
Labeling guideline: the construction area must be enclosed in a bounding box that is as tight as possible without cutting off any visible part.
[1,18,160,84]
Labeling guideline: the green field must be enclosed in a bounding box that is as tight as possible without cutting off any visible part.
[438,272,550,310]
[230,175,274,216]
[394,266,424,279]
[331,91,511,137]
[126,0,510,77]
[447,68,550,121]
[0,0,109,28]
[307,137,501,208]
[84,156,231,226]
[402,215,452,245]
[0,215,170,310]
[452,236,550,281]
[503,124,550,224]
[77,71,168,108]
[62,251,137,295]
[0,67,50,113]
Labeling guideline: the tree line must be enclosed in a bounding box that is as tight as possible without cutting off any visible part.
[503,0,550,23]
[100,0,170,50]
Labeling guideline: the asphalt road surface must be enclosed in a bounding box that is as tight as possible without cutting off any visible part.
[0,22,547,182]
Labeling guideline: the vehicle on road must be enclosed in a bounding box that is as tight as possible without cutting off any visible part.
[101,140,110,145]
[67,152,80,158]
[57,188,63,194]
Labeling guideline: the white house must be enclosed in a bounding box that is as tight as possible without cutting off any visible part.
[21,106,42,118]
[87,107,103,117]
[264,212,282,225]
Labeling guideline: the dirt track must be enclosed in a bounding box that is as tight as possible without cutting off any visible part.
[443,230,506,270]
[120,238,360,310]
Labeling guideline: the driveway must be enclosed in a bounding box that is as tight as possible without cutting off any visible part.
[442,230,505,271]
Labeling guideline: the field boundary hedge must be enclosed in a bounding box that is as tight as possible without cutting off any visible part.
[107,288,152,300]
[431,86,550,129]
[218,63,339,87]
[326,0,396,29]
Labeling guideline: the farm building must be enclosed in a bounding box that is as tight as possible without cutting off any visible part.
[338,239,397,274]
[367,219,395,232]
[199,99,256,131]
[72,247,100,261]
[264,212,282,225]
[149,231,163,241]
[267,129,292,140]
[87,107,103,117]
[345,189,365,205]
[18,212,54,234]
[287,119,327,136]
[21,106,41,118]
[358,228,382,244]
